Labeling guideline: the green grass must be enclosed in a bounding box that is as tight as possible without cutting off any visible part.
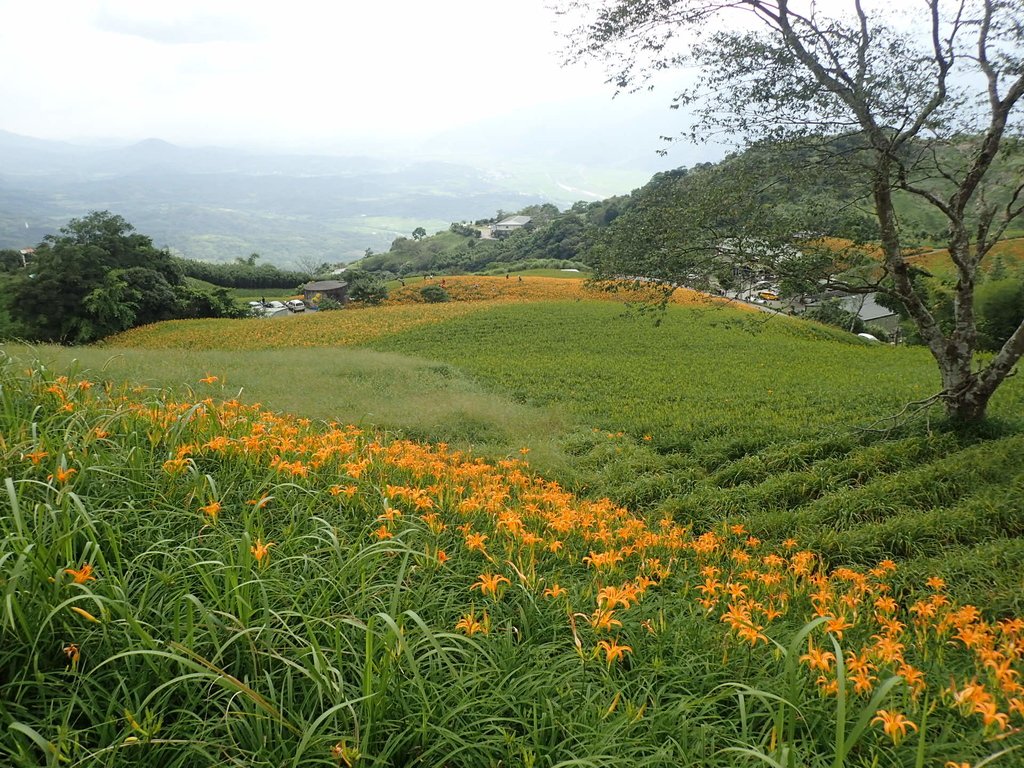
[7,298,1023,614]
[184,276,301,301]
[3,359,1021,767]
[359,301,1024,605]
[0,342,574,473]
[366,301,1022,447]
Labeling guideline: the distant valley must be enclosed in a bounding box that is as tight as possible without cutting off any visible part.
[0,110,694,267]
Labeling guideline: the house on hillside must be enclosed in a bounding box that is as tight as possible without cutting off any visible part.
[490,216,531,238]
[303,279,349,306]
[839,292,900,332]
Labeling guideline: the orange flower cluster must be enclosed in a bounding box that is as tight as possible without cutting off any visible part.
[17,370,1024,732]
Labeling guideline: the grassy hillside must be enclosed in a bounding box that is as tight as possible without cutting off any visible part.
[910,237,1024,279]
[16,284,1024,607]
[3,357,1024,767]
[3,286,1023,766]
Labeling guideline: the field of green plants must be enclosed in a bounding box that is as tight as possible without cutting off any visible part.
[2,296,1023,767]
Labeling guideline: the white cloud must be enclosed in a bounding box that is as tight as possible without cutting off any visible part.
[0,0,632,148]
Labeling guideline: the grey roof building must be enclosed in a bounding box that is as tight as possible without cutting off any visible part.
[303,280,349,304]
[490,216,532,237]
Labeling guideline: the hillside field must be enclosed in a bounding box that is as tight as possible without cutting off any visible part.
[2,279,1023,767]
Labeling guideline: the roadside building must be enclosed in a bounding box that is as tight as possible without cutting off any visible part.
[839,292,900,333]
[490,216,532,238]
[303,279,349,305]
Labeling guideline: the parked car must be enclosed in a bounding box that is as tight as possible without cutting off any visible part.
[286,299,306,312]
[258,301,287,317]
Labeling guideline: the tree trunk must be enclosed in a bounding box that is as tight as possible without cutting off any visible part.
[943,391,989,423]
[938,368,990,424]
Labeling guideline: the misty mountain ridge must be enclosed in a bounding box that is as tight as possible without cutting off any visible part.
[0,122,698,266]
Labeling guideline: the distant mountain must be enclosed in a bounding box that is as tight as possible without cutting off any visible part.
[0,109,722,266]
[0,132,555,265]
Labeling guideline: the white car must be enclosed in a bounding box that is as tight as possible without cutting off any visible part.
[286,300,306,312]
[259,301,287,317]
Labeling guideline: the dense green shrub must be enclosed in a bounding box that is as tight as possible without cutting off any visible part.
[177,256,310,289]
[344,268,389,305]
[976,278,1024,351]
[420,284,450,303]
[314,296,344,311]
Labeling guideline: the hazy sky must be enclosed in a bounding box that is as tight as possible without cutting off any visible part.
[0,0,689,152]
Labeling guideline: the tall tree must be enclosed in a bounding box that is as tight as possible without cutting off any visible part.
[8,211,240,344]
[562,0,1024,422]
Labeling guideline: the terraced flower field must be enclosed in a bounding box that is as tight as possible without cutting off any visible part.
[2,363,1022,766]
[908,237,1024,277]
[104,276,730,351]
[4,283,1024,767]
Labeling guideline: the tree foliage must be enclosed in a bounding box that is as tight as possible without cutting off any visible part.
[342,269,388,305]
[357,200,627,277]
[176,257,311,289]
[563,0,1024,422]
[6,211,243,344]
[0,249,25,273]
[977,277,1024,351]
[420,284,450,303]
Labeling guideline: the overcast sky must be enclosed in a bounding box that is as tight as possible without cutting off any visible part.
[0,0,694,154]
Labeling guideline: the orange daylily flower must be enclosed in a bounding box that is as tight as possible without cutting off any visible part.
[588,608,622,633]
[871,709,917,744]
[597,638,632,666]
[162,457,190,474]
[974,700,1010,732]
[455,610,489,636]
[471,573,510,598]
[597,584,638,609]
[63,642,81,665]
[50,466,77,483]
[800,644,836,672]
[65,564,96,584]
[825,615,854,638]
[250,538,275,566]
[200,501,222,520]
[23,450,48,464]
